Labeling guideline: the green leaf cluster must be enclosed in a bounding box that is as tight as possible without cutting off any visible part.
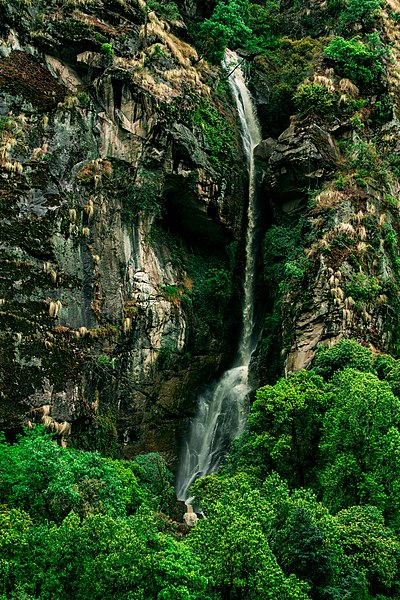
[324,34,385,87]
[194,0,252,63]
[294,83,336,114]
[338,0,383,33]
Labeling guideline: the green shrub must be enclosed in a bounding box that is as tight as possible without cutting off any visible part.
[338,0,383,32]
[147,0,181,21]
[122,168,162,221]
[324,34,385,87]
[294,83,336,114]
[345,272,381,303]
[192,100,236,171]
[100,43,114,58]
[314,338,376,380]
[204,268,232,301]
[77,92,90,106]
[194,0,252,63]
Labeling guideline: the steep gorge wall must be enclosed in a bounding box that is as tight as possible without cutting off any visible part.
[0,0,246,460]
[250,0,400,383]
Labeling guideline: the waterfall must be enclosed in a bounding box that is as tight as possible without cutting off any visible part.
[175,50,262,501]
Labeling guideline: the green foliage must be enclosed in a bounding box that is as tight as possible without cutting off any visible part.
[122,167,163,222]
[147,0,181,21]
[74,411,119,458]
[132,453,176,515]
[391,10,400,24]
[324,34,385,87]
[314,338,376,380]
[161,284,187,305]
[294,83,336,114]
[259,221,310,379]
[263,224,298,288]
[246,1,282,53]
[231,371,329,486]
[100,42,114,58]
[77,91,90,106]
[345,272,382,303]
[188,474,310,599]
[345,139,391,188]
[204,267,232,301]
[335,505,399,596]
[319,369,400,521]
[0,507,32,598]
[338,0,383,33]
[195,0,252,63]
[270,489,341,597]
[254,36,324,136]
[192,100,237,171]
[0,427,131,523]
[2,509,208,600]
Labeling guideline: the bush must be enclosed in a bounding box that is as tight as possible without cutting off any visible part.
[195,0,252,63]
[345,272,381,303]
[294,83,336,114]
[324,34,385,87]
[338,0,383,32]
[0,428,132,523]
[314,338,376,380]
[192,100,236,171]
[204,268,232,301]
[100,43,114,58]
[147,0,181,21]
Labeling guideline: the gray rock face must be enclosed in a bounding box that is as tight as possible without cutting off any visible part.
[268,114,341,210]
[0,6,245,462]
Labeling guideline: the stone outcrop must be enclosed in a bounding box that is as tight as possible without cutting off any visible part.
[268,113,342,211]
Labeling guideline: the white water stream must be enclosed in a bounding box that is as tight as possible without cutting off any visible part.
[175,50,262,501]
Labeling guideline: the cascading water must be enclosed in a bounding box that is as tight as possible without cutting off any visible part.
[175,50,262,501]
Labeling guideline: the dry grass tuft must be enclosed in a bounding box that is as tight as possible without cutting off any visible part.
[339,78,359,97]
[313,74,335,92]
[313,189,346,211]
[336,222,356,237]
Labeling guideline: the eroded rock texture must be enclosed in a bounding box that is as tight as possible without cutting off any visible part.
[0,0,246,460]
[251,0,400,379]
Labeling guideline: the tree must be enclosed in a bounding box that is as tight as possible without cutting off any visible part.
[188,474,310,599]
[132,452,176,515]
[319,369,400,522]
[230,370,329,487]
[272,500,337,596]
[313,338,376,381]
[0,427,136,523]
[334,505,399,597]
[195,0,252,63]
[338,0,383,33]
[324,34,385,87]
[0,508,32,598]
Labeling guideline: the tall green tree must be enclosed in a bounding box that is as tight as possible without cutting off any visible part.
[334,505,399,598]
[196,0,252,62]
[230,370,329,486]
[188,474,310,599]
[319,369,400,522]
[0,427,141,523]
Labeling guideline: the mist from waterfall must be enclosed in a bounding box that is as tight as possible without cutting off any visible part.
[175,50,262,501]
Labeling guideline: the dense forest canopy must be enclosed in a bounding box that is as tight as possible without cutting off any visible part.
[3,340,400,598]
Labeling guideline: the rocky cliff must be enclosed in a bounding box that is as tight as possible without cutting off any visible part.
[0,0,246,460]
[250,0,400,383]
